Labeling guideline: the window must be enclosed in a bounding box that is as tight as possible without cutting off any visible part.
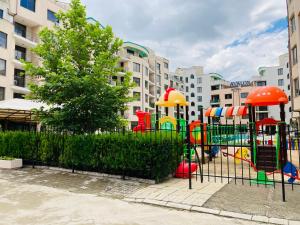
[156,75,161,85]
[0,87,4,101]
[295,78,300,97]
[291,16,296,33]
[225,94,232,99]
[191,102,195,106]
[170,80,173,87]
[164,62,168,69]
[133,106,141,115]
[0,31,7,48]
[47,10,58,23]
[197,77,202,83]
[197,87,202,93]
[190,74,194,79]
[15,22,26,38]
[289,96,291,101]
[240,92,248,98]
[257,81,266,86]
[127,49,134,55]
[186,86,189,92]
[133,62,140,72]
[278,79,284,86]
[144,67,148,76]
[133,77,140,86]
[278,68,283,75]
[287,62,289,68]
[0,59,6,76]
[186,96,189,101]
[191,93,195,97]
[14,69,25,87]
[225,104,232,107]
[191,111,195,116]
[0,9,3,19]
[13,93,24,99]
[191,83,194,88]
[156,63,161,74]
[288,84,290,90]
[292,46,298,65]
[164,73,168,80]
[133,91,141,101]
[164,85,168,90]
[20,0,36,12]
[287,73,290,79]
[197,96,202,102]
[145,80,148,89]
[145,94,148,103]
[185,77,188,83]
[15,45,26,60]
[198,105,203,111]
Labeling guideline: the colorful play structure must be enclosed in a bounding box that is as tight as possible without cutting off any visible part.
[133,87,300,190]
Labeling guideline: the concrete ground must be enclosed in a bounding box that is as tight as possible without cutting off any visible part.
[204,180,300,221]
[0,168,259,225]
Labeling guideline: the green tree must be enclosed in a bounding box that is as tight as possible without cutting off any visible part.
[24,0,133,133]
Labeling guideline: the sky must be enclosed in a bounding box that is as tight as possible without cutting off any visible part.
[81,0,288,81]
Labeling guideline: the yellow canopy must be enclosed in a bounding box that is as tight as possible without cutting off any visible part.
[155,89,189,107]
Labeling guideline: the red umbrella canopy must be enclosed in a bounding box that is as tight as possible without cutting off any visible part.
[245,86,288,106]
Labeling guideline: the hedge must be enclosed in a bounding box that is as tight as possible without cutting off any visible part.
[0,131,183,182]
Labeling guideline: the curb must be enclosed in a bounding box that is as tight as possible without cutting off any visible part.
[24,165,156,184]
[124,197,297,225]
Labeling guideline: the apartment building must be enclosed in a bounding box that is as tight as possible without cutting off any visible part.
[0,0,68,101]
[287,0,300,127]
[209,53,292,124]
[118,42,181,129]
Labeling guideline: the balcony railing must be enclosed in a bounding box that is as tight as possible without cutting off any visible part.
[14,75,25,87]
[210,99,220,103]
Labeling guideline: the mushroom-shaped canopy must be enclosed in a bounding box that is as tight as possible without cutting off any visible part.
[155,88,189,107]
[245,86,288,106]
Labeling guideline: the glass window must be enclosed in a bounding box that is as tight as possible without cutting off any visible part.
[197,96,202,102]
[0,87,4,101]
[278,68,283,75]
[15,22,26,38]
[0,31,7,48]
[13,93,25,99]
[164,73,168,80]
[278,79,284,86]
[127,49,134,55]
[257,81,266,86]
[190,74,194,79]
[191,111,195,116]
[191,102,195,106]
[145,94,148,103]
[133,62,140,72]
[145,80,148,89]
[197,77,202,83]
[240,92,248,98]
[0,9,3,19]
[133,91,141,101]
[186,86,189,92]
[164,62,168,69]
[133,106,141,115]
[144,67,148,76]
[197,87,202,93]
[295,78,300,97]
[191,93,195,97]
[185,77,188,83]
[225,94,232,99]
[287,73,290,79]
[47,10,59,23]
[225,104,232,107]
[133,77,140,86]
[156,63,161,74]
[164,85,168,90]
[292,46,298,65]
[291,16,296,33]
[0,59,6,76]
[190,83,194,88]
[20,0,36,12]
[15,45,26,60]
[14,69,25,87]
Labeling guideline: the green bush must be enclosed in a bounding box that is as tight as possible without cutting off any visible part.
[0,131,183,182]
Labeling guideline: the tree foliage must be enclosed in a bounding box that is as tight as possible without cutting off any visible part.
[25,0,133,133]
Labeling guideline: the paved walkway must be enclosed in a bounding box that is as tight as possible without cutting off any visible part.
[0,168,258,225]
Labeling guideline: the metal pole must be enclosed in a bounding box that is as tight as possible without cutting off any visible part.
[176,104,180,133]
[279,103,287,202]
[200,106,205,164]
[155,105,159,131]
[248,105,254,163]
[186,105,192,189]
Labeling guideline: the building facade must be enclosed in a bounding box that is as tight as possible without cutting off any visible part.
[0,0,68,101]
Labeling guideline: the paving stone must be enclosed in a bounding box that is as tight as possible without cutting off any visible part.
[191,206,220,215]
[143,199,166,206]
[220,210,252,220]
[289,220,300,225]
[269,217,288,225]
[252,215,269,223]
[166,202,192,211]
[162,190,194,203]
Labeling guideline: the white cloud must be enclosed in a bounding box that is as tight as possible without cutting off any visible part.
[81,0,288,80]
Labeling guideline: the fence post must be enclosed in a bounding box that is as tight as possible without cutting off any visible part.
[185,106,192,189]
[200,106,205,165]
[279,103,287,202]
[248,105,254,163]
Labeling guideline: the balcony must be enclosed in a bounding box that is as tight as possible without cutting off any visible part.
[14,32,37,49]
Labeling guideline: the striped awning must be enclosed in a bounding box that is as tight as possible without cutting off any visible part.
[205,106,248,117]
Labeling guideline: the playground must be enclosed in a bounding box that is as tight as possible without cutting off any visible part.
[133,87,300,201]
